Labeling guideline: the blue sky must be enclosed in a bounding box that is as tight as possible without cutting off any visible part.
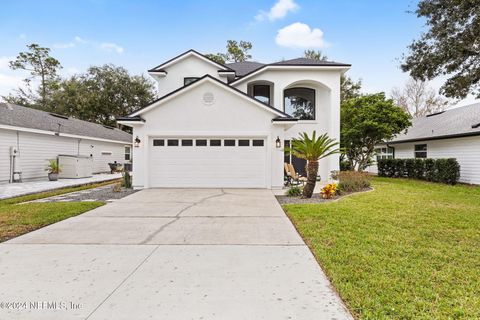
[0,0,475,105]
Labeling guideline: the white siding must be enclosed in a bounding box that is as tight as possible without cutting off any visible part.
[392,136,480,184]
[78,139,127,173]
[17,132,78,181]
[152,54,225,97]
[0,128,131,183]
[0,129,19,183]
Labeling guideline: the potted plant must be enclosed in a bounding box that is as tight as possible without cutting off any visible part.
[45,159,61,181]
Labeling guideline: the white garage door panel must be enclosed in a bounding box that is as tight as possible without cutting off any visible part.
[149,138,267,188]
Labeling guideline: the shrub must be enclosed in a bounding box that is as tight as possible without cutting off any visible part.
[340,160,352,171]
[435,158,460,185]
[122,171,132,189]
[413,159,425,179]
[376,158,460,185]
[424,158,436,181]
[286,186,302,197]
[405,159,415,178]
[337,171,371,193]
[393,159,406,178]
[320,183,338,199]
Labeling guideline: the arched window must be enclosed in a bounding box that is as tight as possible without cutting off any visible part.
[284,88,315,120]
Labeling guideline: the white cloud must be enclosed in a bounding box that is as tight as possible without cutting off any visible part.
[51,36,124,54]
[100,42,124,54]
[0,56,12,70]
[275,22,326,48]
[53,42,76,49]
[0,56,23,96]
[74,36,87,44]
[256,0,299,21]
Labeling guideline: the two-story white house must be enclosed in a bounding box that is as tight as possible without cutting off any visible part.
[118,49,350,189]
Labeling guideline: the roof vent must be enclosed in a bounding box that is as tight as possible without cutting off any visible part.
[49,113,69,120]
[426,111,445,117]
[472,123,480,129]
[202,92,215,106]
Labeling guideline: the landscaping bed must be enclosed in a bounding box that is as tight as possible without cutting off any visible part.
[27,184,137,203]
[0,180,124,242]
[284,177,480,319]
[276,187,371,205]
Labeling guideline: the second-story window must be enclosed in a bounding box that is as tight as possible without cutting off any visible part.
[184,77,200,86]
[284,87,315,120]
[253,85,270,105]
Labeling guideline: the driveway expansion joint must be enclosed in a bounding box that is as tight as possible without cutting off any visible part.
[85,244,160,319]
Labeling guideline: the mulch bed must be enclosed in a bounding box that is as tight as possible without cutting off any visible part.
[276,188,372,205]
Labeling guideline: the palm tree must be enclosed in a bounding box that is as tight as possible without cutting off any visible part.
[286,131,340,198]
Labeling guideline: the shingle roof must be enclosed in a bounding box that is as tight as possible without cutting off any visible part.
[225,61,265,76]
[390,103,480,143]
[225,57,350,79]
[272,57,351,67]
[0,103,132,143]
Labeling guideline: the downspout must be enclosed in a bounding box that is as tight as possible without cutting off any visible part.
[386,142,395,158]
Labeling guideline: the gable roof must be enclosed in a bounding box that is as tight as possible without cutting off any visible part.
[0,103,132,143]
[390,103,480,143]
[148,49,234,73]
[126,74,292,118]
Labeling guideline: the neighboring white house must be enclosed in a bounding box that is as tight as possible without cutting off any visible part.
[370,103,480,184]
[0,103,132,183]
[118,49,350,189]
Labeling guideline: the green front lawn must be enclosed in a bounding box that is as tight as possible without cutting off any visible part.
[0,181,117,242]
[284,177,480,319]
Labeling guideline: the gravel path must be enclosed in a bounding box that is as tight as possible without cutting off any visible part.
[28,184,138,203]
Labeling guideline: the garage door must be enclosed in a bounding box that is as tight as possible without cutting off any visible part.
[148,137,267,188]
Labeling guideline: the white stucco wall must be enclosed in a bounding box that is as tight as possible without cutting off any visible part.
[0,128,130,183]
[151,54,226,97]
[390,137,480,184]
[130,79,287,189]
[233,69,342,182]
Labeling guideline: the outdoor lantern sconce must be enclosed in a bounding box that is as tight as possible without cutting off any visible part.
[275,136,281,148]
[134,136,141,148]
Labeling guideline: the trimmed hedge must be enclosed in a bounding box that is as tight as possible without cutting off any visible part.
[377,158,460,185]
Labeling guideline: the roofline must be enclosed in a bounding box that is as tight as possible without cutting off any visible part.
[389,131,480,144]
[128,74,292,118]
[0,124,132,145]
[147,49,233,72]
[116,116,145,122]
[272,117,298,122]
[230,64,351,85]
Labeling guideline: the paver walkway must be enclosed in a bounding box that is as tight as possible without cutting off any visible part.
[0,188,353,320]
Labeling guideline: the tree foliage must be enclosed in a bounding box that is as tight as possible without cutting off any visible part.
[341,93,411,170]
[341,75,362,101]
[304,50,328,61]
[391,78,449,117]
[401,0,480,99]
[49,64,156,127]
[3,43,62,109]
[206,40,253,64]
[286,131,340,198]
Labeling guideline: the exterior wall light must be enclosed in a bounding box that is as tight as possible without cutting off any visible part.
[275,136,281,148]
[134,136,141,148]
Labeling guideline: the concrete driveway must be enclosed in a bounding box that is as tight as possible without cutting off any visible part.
[0,189,352,320]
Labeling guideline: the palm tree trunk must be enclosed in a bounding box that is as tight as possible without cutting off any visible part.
[302,160,318,198]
